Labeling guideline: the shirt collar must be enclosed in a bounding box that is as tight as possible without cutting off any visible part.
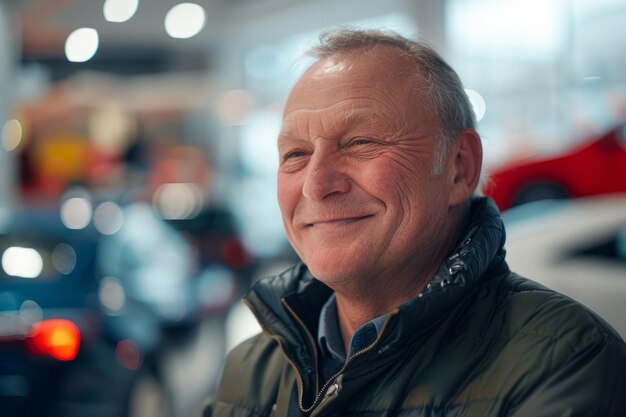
[318,293,389,363]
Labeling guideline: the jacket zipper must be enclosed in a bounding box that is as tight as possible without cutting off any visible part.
[308,279,467,414]
[244,297,400,415]
[308,310,399,416]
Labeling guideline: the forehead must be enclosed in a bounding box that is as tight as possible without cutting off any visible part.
[283,47,422,115]
[280,47,434,141]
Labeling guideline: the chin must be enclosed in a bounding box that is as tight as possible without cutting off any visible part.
[304,251,365,287]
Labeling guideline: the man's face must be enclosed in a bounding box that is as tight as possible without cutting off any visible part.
[277,48,458,287]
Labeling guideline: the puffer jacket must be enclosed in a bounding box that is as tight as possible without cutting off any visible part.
[201,198,626,417]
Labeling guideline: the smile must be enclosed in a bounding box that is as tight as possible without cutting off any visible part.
[305,215,373,227]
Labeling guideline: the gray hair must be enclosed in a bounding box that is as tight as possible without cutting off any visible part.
[307,28,477,175]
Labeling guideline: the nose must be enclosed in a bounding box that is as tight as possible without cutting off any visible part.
[301,152,350,200]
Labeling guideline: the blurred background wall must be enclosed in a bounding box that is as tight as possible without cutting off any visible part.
[0,1,625,416]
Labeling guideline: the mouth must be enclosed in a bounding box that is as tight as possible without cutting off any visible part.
[305,215,373,228]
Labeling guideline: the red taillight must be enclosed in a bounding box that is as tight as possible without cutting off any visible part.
[26,319,81,361]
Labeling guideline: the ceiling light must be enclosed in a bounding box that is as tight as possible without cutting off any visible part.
[103,0,139,23]
[164,3,206,39]
[65,28,99,63]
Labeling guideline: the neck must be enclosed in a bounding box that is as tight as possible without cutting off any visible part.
[333,264,431,351]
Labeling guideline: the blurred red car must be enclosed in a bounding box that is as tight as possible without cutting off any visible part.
[483,124,626,211]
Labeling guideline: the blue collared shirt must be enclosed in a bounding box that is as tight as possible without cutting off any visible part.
[318,293,389,364]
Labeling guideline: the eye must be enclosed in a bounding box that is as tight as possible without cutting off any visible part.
[340,137,382,158]
[283,150,306,160]
[343,138,376,150]
[351,138,372,146]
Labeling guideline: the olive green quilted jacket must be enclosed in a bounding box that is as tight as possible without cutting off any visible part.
[200,198,626,417]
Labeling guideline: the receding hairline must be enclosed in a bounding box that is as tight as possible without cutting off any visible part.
[301,31,447,120]
[307,28,434,57]
[306,35,430,83]
[306,29,441,78]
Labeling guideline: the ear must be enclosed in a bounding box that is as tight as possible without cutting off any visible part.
[448,129,483,208]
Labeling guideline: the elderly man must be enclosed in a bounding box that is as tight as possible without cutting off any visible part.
[201,29,626,417]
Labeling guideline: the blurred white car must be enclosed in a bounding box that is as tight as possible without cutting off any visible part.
[503,195,626,338]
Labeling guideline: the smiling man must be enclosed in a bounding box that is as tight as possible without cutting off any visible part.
[201,29,626,417]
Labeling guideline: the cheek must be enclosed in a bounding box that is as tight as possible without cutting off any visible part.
[277,174,307,261]
[277,174,300,218]
[357,159,428,207]
[358,159,449,243]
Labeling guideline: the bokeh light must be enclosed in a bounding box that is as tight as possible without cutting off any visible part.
[465,88,487,122]
[1,119,23,152]
[152,183,204,220]
[60,197,93,230]
[164,3,206,39]
[51,243,77,275]
[103,0,139,23]
[65,28,99,63]
[115,339,142,370]
[94,202,125,235]
[2,247,43,279]
[99,276,126,313]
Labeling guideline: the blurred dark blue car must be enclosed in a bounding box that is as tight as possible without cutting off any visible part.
[0,199,238,417]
